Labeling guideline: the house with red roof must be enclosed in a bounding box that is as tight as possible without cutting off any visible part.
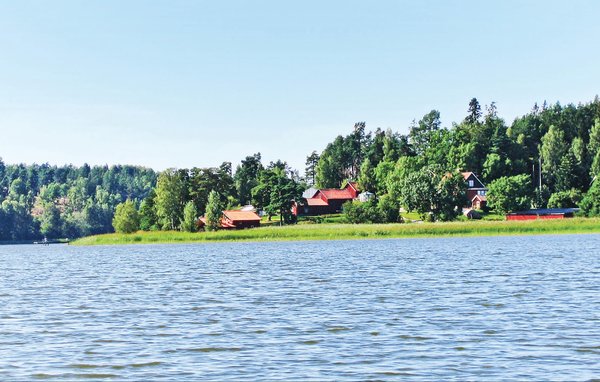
[293,182,360,216]
[462,172,487,210]
[198,210,261,229]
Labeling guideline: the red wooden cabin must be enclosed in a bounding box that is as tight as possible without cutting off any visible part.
[198,210,261,229]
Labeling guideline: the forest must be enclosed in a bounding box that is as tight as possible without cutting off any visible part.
[2,97,600,241]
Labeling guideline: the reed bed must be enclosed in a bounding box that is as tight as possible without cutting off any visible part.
[71,218,600,246]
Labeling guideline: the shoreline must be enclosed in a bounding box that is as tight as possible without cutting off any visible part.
[71,218,600,246]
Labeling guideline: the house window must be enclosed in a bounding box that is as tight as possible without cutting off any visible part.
[468,180,474,187]
[478,190,486,195]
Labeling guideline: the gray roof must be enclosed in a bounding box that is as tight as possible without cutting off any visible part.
[302,187,318,199]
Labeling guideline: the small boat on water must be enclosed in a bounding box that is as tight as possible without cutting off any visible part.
[33,237,50,246]
[33,237,68,245]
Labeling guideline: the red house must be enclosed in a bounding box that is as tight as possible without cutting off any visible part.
[293,182,359,216]
[462,172,487,209]
[198,210,261,229]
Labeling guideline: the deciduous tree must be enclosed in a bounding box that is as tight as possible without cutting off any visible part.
[487,174,533,214]
[205,190,223,231]
[112,200,139,234]
[180,201,198,233]
[154,169,186,230]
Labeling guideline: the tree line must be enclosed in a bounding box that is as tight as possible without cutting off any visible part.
[114,158,304,234]
[3,96,600,240]
[312,97,600,220]
[0,163,156,241]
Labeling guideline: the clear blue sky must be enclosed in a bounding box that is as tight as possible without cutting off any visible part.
[1,0,599,172]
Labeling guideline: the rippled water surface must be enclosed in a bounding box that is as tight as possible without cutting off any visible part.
[1,235,599,380]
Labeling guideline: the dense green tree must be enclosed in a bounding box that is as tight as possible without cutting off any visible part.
[38,203,62,238]
[391,166,466,221]
[487,174,533,214]
[347,122,369,178]
[385,156,420,198]
[204,190,223,231]
[580,180,600,216]
[139,190,158,231]
[315,135,352,188]
[304,151,320,186]
[409,110,441,155]
[180,201,198,233]
[383,130,411,162]
[364,128,386,165]
[447,142,478,172]
[540,125,568,191]
[555,151,577,192]
[422,128,453,168]
[188,162,235,215]
[1,199,36,240]
[154,169,186,230]
[234,153,263,205]
[112,200,139,234]
[482,153,510,182]
[377,194,402,223]
[373,160,395,195]
[588,119,600,177]
[357,158,375,192]
[465,98,482,125]
[547,189,583,209]
[315,122,371,188]
[252,163,302,223]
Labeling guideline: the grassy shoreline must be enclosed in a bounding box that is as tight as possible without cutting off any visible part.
[71,218,600,246]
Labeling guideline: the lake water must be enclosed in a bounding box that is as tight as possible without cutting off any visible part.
[1,235,599,381]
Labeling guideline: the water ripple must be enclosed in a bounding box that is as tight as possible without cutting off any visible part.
[0,235,599,380]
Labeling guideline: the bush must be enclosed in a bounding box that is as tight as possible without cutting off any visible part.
[547,189,583,209]
[377,194,402,223]
[302,216,324,224]
[343,200,384,224]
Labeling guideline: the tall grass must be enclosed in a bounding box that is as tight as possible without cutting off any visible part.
[71,218,600,246]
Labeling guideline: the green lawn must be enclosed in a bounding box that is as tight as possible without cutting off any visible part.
[72,217,600,246]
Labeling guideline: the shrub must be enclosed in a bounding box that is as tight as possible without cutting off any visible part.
[377,194,402,223]
[343,200,385,224]
[547,189,583,209]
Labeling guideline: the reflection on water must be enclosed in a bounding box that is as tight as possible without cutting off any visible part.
[0,235,599,380]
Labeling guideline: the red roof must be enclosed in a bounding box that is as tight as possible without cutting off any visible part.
[223,210,261,222]
[306,198,328,206]
[318,188,354,200]
[472,194,487,201]
[199,210,260,229]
